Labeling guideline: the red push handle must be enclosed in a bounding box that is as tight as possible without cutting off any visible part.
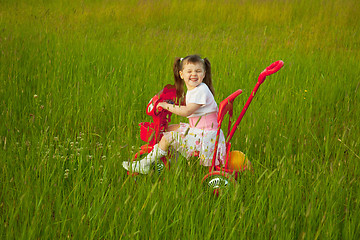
[258,60,284,84]
[265,60,284,75]
[225,60,284,145]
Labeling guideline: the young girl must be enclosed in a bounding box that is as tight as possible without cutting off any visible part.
[122,55,226,174]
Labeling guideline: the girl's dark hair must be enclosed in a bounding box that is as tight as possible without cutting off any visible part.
[173,55,215,102]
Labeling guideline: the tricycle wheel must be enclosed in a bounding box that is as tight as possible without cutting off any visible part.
[154,161,166,175]
[202,171,235,194]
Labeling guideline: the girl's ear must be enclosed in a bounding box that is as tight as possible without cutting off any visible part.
[179,70,183,79]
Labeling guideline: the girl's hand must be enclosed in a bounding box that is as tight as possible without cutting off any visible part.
[157,102,168,110]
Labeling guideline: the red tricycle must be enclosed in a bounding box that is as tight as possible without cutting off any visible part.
[127,60,284,193]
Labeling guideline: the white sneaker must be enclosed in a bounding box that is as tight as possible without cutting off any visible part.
[122,161,151,174]
[122,144,167,174]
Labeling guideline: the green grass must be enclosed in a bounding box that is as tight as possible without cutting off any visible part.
[1,0,360,239]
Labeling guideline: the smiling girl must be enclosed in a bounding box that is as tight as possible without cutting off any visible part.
[122,55,226,174]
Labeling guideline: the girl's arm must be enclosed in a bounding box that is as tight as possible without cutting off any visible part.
[158,102,201,117]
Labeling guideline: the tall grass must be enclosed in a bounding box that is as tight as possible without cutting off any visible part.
[1,0,359,239]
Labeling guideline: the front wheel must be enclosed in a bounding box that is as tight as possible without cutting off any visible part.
[153,159,166,175]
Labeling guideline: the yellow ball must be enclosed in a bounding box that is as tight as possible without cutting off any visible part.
[228,151,249,171]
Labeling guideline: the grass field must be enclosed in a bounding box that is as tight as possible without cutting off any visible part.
[1,0,360,239]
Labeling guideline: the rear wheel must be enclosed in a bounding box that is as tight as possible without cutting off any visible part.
[202,171,235,194]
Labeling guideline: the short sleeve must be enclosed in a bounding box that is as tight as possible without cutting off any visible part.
[186,83,218,118]
[186,84,207,105]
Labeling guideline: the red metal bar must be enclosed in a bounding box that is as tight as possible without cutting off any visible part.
[226,60,284,144]
[210,90,243,172]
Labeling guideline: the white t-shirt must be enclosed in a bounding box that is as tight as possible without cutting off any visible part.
[186,83,218,118]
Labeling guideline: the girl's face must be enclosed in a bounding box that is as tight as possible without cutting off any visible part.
[179,62,206,91]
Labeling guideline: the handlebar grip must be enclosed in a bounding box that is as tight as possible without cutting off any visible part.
[264,60,284,76]
[258,60,284,84]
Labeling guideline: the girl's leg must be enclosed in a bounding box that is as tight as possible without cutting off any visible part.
[167,124,180,132]
[122,126,178,174]
[122,124,180,174]
[122,143,167,174]
[159,124,179,152]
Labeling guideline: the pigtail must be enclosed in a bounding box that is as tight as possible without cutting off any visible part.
[173,57,184,104]
[203,58,215,96]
